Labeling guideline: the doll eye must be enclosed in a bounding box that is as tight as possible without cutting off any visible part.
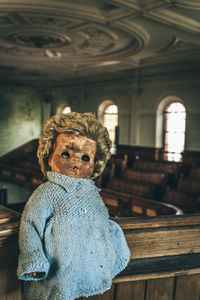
[61,151,70,158]
[81,155,90,162]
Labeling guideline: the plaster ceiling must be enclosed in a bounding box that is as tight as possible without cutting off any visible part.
[0,0,200,87]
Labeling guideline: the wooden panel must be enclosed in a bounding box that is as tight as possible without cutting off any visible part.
[116,254,200,282]
[145,278,174,300]
[0,205,20,224]
[110,178,155,198]
[124,169,167,186]
[175,275,200,300]
[116,214,200,230]
[126,228,200,259]
[115,281,145,300]
[81,284,114,300]
[134,160,180,175]
[0,287,22,300]
[0,244,22,299]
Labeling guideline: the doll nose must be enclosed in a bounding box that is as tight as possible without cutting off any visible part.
[70,157,81,170]
[72,165,78,170]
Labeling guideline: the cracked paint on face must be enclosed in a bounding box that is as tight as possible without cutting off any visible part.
[48,133,96,179]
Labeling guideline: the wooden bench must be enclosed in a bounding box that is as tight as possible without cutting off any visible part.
[134,160,180,176]
[163,190,196,213]
[116,145,161,166]
[109,153,128,177]
[1,205,200,300]
[108,177,155,198]
[178,177,200,195]
[101,188,182,217]
[190,168,200,180]
[123,169,168,186]
[0,164,44,191]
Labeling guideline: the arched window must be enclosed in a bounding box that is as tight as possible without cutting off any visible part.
[56,102,71,115]
[62,106,71,114]
[103,104,118,145]
[164,102,186,162]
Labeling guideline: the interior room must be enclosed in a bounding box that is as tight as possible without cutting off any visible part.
[0,1,200,299]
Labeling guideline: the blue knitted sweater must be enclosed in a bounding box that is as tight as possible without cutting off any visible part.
[17,171,130,300]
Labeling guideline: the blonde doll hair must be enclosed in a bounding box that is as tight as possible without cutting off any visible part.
[37,112,112,179]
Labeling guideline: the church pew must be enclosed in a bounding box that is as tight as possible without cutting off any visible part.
[133,160,181,179]
[182,150,200,169]
[95,162,116,188]
[0,205,21,300]
[123,169,168,186]
[116,145,161,167]
[163,190,196,214]
[108,177,155,198]
[1,205,199,300]
[109,153,128,177]
[0,164,44,191]
[178,177,200,195]
[81,214,200,300]
[101,189,182,217]
[190,168,200,180]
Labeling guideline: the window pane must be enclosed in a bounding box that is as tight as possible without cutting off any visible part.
[104,104,118,144]
[164,102,186,162]
[104,104,118,114]
[62,106,71,114]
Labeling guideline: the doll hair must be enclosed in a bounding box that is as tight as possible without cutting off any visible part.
[37,112,112,179]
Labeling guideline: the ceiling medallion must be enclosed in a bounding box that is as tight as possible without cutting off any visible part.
[3,22,144,62]
[7,31,71,49]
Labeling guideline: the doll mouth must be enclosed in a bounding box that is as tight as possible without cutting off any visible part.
[69,168,79,174]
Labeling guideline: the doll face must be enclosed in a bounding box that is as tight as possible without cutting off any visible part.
[48,133,96,179]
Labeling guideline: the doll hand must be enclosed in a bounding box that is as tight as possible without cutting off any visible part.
[29,272,46,279]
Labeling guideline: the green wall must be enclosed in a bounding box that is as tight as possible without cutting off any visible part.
[133,74,200,150]
[0,89,42,157]
[0,68,200,157]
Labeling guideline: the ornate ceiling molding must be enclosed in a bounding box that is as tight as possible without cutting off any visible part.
[157,36,199,53]
[0,1,199,87]
[176,0,200,9]
[0,10,144,63]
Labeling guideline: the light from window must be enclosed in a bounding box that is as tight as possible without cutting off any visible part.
[103,104,118,145]
[62,106,71,114]
[164,102,186,162]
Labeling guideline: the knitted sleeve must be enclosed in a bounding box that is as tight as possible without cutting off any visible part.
[109,220,130,277]
[17,183,54,281]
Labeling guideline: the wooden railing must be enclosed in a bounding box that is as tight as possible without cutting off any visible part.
[101,189,182,217]
[1,205,200,300]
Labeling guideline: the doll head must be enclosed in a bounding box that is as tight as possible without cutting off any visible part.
[37,112,112,179]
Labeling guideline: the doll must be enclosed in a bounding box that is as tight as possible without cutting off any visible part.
[17,112,130,300]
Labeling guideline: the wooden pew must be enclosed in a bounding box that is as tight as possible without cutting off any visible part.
[1,205,200,300]
[0,205,21,300]
[94,161,115,188]
[108,177,155,198]
[123,169,168,186]
[0,139,44,191]
[163,190,196,214]
[109,154,128,177]
[178,177,200,195]
[133,159,180,174]
[190,168,200,180]
[81,214,200,300]
[116,145,161,167]
[101,189,182,217]
[0,164,44,191]
[182,150,200,169]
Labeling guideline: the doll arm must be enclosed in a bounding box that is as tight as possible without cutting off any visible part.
[109,220,130,277]
[17,185,53,281]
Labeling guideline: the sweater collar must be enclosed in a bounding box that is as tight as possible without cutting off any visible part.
[47,171,95,192]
